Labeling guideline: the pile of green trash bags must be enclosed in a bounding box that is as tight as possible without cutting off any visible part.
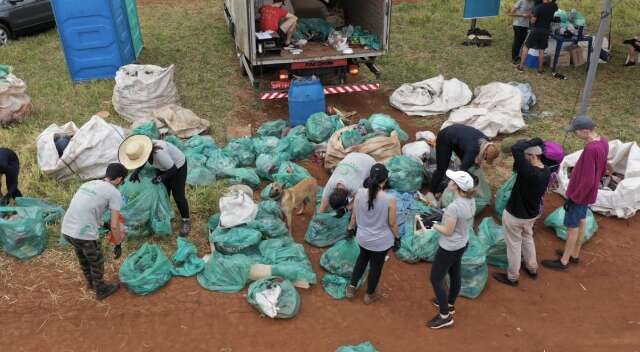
[368,114,408,141]
[171,134,237,187]
[247,201,290,239]
[494,173,517,217]
[544,206,598,244]
[257,119,288,138]
[477,217,508,269]
[275,129,315,161]
[272,161,311,188]
[319,238,363,299]
[259,238,317,285]
[224,137,256,167]
[223,168,261,189]
[119,243,173,295]
[441,167,491,215]
[132,121,161,139]
[247,276,300,319]
[305,112,344,143]
[171,237,205,277]
[0,206,48,260]
[395,218,440,263]
[349,25,381,51]
[340,115,408,149]
[293,18,335,42]
[305,210,350,247]
[15,197,64,225]
[336,341,379,352]
[387,156,424,193]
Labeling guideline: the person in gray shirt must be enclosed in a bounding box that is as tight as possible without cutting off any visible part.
[509,0,534,63]
[427,170,476,329]
[319,152,376,213]
[345,164,400,305]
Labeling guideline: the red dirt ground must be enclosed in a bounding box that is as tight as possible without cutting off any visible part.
[2,89,640,351]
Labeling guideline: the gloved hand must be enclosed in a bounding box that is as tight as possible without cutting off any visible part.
[151,176,162,184]
[113,244,122,259]
[392,237,401,252]
[129,170,141,183]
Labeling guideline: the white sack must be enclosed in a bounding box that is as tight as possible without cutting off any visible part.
[36,115,127,180]
[112,64,178,122]
[402,141,431,161]
[219,190,258,228]
[150,104,210,138]
[556,140,640,219]
[0,73,32,126]
[389,75,473,117]
[443,82,526,138]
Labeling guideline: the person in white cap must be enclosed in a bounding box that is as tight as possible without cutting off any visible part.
[119,135,191,237]
[427,170,475,329]
[493,138,550,287]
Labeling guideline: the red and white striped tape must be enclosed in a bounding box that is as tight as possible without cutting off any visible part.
[260,83,380,100]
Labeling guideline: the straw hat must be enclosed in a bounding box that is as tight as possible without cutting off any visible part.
[118,135,153,170]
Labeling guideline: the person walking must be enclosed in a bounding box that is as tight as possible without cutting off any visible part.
[62,163,127,301]
[542,116,608,271]
[509,0,535,64]
[119,135,191,237]
[516,0,558,74]
[345,164,400,304]
[428,170,475,329]
[0,147,22,206]
[493,138,550,286]
[319,152,376,213]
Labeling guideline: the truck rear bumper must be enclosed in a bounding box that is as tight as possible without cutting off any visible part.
[260,83,381,100]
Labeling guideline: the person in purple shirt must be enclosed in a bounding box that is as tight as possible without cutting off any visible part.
[542,115,609,271]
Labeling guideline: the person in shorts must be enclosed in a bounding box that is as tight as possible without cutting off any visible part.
[516,0,558,74]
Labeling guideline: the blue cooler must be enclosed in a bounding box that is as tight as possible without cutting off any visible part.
[525,48,540,68]
[288,78,325,127]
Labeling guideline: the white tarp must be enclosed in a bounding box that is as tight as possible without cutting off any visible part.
[36,115,127,181]
[0,73,32,126]
[389,75,473,117]
[556,140,640,219]
[112,64,178,122]
[443,82,526,138]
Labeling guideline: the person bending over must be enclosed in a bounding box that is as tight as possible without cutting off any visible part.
[0,147,22,206]
[319,152,376,213]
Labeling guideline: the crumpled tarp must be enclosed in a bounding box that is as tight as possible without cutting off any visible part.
[389,75,472,117]
[508,82,536,115]
[443,82,526,138]
[131,104,210,139]
[325,125,401,169]
[0,67,32,126]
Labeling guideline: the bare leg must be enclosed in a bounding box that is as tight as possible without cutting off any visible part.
[280,17,297,45]
[538,49,545,72]
[561,227,580,265]
[571,218,587,258]
[517,45,529,68]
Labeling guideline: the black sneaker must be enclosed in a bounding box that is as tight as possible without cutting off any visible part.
[96,283,120,301]
[624,61,636,67]
[431,298,455,315]
[522,266,538,280]
[427,313,454,329]
[493,273,519,287]
[542,259,569,272]
[555,249,579,264]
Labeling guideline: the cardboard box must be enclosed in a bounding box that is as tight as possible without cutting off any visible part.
[570,44,586,67]
[557,51,570,67]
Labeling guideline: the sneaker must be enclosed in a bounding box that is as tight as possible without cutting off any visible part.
[179,219,191,237]
[96,283,119,301]
[345,285,356,299]
[522,266,538,280]
[555,249,579,264]
[363,292,381,305]
[426,313,454,329]
[493,272,519,287]
[537,69,545,76]
[431,298,455,314]
[541,259,569,272]
[623,61,636,67]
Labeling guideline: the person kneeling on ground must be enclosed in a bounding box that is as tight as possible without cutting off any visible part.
[0,147,22,206]
[260,0,298,46]
[61,163,127,301]
[319,152,376,213]
[542,115,608,271]
[493,138,550,287]
[623,37,639,66]
[428,170,475,329]
[345,164,400,304]
[119,135,191,237]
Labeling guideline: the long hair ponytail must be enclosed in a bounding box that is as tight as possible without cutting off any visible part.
[367,181,380,210]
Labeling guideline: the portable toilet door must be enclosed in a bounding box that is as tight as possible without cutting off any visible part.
[123,0,144,58]
[51,0,136,82]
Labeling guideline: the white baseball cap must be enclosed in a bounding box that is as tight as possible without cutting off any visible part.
[446,170,474,192]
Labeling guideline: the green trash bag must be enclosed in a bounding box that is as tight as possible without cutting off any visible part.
[119,243,173,295]
[341,129,365,149]
[205,149,238,177]
[259,238,316,284]
[322,274,350,299]
[261,183,276,200]
[544,206,598,244]
[15,197,64,225]
[477,217,507,269]
[368,113,409,141]
[209,224,263,254]
[186,151,216,186]
[336,341,379,352]
[272,161,311,188]
[495,173,517,217]
[247,276,301,319]
[222,168,261,189]
[459,231,488,299]
[247,203,289,239]
[131,121,160,139]
[387,156,424,193]
[256,153,287,181]
[170,237,204,277]
[320,238,360,277]
[163,135,186,151]
[197,252,253,293]
[293,18,335,41]
[305,112,344,143]
[257,200,283,218]
[305,211,350,247]
[0,207,48,260]
[257,119,288,138]
[224,137,256,167]
[275,133,314,161]
[395,220,440,263]
[252,136,280,155]
[185,135,217,154]
[441,167,491,215]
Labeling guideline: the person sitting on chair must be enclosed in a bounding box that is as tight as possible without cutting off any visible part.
[260,0,298,46]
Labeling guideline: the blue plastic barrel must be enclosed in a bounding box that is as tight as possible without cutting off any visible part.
[525,48,540,69]
[288,78,325,127]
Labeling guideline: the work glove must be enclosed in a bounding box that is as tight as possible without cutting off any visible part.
[113,244,122,259]
[129,170,141,183]
[151,176,163,184]
[392,237,401,252]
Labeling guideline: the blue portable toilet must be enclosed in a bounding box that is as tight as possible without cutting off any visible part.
[51,0,141,82]
[288,77,326,127]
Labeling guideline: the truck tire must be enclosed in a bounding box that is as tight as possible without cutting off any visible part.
[0,24,10,47]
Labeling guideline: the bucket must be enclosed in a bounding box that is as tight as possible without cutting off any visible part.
[288,78,325,127]
[525,48,540,68]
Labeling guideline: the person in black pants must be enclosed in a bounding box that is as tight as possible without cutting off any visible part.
[0,147,22,206]
[118,135,191,236]
[508,0,534,64]
[345,164,400,304]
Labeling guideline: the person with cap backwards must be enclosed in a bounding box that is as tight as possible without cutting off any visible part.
[119,135,191,237]
[542,115,608,271]
[0,147,22,206]
[61,163,128,301]
[345,163,400,304]
[429,124,499,196]
[427,170,476,329]
[493,138,550,287]
[319,152,376,214]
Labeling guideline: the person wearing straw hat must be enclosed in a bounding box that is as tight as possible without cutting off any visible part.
[427,170,475,329]
[119,135,191,237]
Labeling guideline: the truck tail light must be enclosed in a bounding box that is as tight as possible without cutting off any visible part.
[349,64,359,75]
[279,69,289,81]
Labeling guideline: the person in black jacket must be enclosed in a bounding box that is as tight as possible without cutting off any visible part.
[493,138,550,286]
[429,124,499,195]
[0,148,22,206]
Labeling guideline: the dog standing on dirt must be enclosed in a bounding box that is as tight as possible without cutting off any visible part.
[270,178,318,230]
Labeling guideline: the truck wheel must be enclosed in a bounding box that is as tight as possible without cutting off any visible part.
[0,24,9,47]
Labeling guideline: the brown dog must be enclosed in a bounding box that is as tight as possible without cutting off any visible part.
[272,177,318,230]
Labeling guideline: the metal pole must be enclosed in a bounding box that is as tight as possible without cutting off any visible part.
[577,0,613,116]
